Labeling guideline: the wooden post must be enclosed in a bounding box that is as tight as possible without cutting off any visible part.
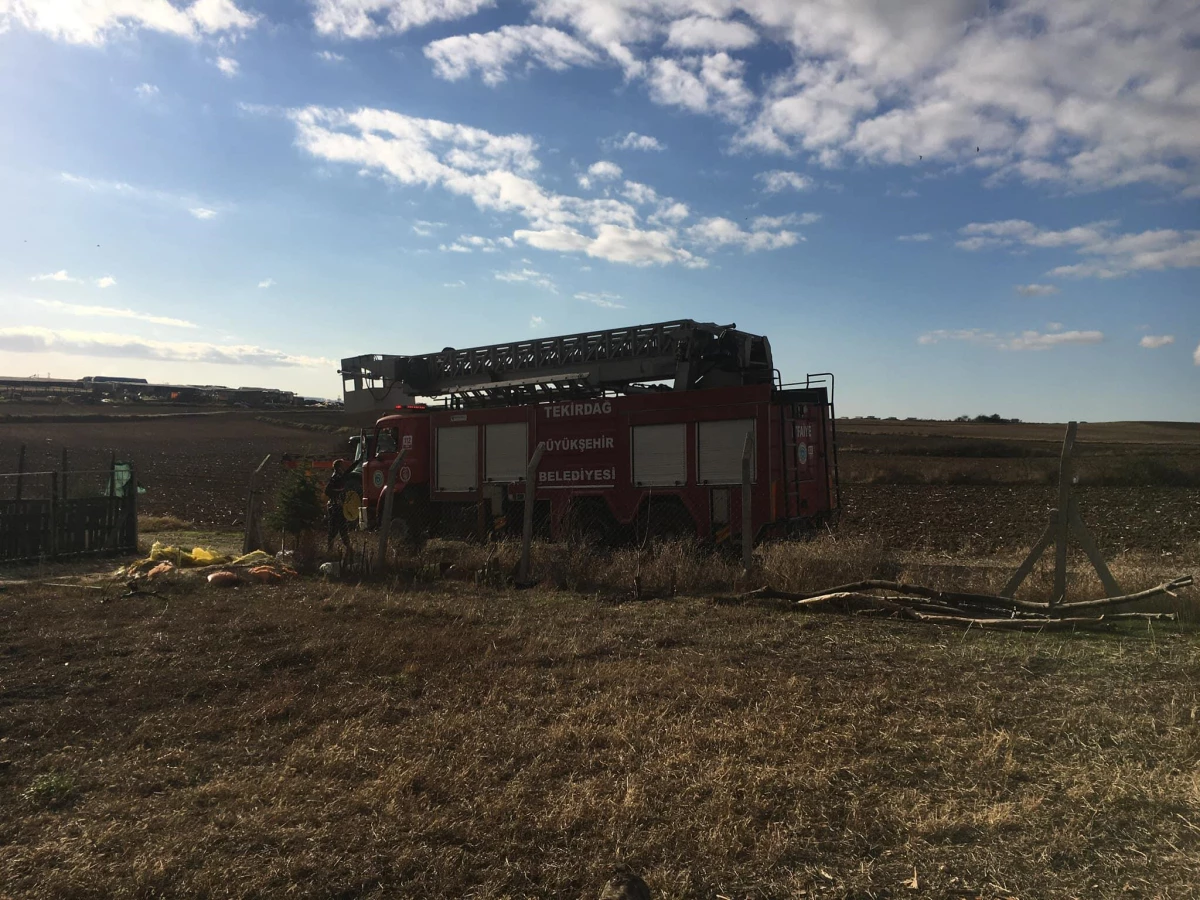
[241,454,272,554]
[1001,510,1057,598]
[103,452,117,551]
[1003,420,1122,603]
[741,432,753,570]
[517,443,546,584]
[375,449,409,571]
[1068,498,1122,598]
[14,444,25,502]
[49,471,59,560]
[1051,422,1077,607]
[127,463,138,551]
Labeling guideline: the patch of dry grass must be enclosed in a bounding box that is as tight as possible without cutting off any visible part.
[2,573,1197,898]
[137,514,195,533]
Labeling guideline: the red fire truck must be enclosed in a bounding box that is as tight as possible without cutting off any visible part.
[339,320,839,545]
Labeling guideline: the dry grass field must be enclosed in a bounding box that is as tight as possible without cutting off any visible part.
[2,411,1199,897]
[1,576,1199,899]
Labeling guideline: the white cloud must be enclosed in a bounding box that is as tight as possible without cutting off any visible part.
[134,82,159,99]
[751,212,821,229]
[258,278,275,288]
[285,104,716,267]
[189,207,218,220]
[579,160,622,188]
[440,234,513,252]
[529,314,544,329]
[411,219,444,236]
[665,16,757,51]
[0,326,328,367]
[757,170,814,192]
[919,327,1104,351]
[214,56,239,77]
[517,224,707,267]
[31,270,82,284]
[0,0,258,45]
[308,2,1200,195]
[575,291,625,309]
[188,0,257,32]
[607,132,665,152]
[646,52,753,120]
[425,24,600,85]
[733,0,1200,192]
[1195,342,1200,366]
[958,219,1200,279]
[687,216,799,252]
[95,276,117,289]
[897,232,932,242]
[1139,335,1174,349]
[312,0,494,38]
[1015,284,1060,297]
[316,50,345,63]
[443,280,466,287]
[496,267,557,292]
[32,298,196,329]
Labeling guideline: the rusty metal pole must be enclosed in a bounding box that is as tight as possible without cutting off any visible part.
[518,443,546,584]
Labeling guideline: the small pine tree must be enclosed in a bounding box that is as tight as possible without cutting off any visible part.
[267,470,325,547]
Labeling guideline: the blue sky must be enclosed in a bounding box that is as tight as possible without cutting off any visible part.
[1,0,1197,420]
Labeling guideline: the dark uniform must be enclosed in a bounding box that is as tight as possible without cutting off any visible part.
[325,461,354,553]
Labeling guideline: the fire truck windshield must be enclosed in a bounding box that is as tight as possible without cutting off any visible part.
[375,428,398,455]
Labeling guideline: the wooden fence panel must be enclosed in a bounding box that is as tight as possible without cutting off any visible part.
[0,472,137,563]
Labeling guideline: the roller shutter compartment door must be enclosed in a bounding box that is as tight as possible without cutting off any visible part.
[485,422,528,483]
[697,419,756,484]
[437,426,478,492]
[632,423,687,487]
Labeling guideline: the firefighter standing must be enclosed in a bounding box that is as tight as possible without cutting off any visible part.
[325,459,354,554]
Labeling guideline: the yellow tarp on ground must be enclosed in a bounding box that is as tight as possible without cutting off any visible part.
[126,542,285,578]
[128,544,280,574]
[231,550,274,567]
[140,541,232,568]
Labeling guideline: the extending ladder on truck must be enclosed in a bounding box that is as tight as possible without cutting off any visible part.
[339,319,775,415]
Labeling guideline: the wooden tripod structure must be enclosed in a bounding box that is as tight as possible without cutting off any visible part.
[1001,421,1122,607]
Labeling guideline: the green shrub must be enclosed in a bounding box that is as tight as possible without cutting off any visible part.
[267,470,325,543]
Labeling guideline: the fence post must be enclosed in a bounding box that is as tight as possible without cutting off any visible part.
[375,449,409,572]
[15,444,25,502]
[61,447,69,503]
[518,443,546,584]
[128,463,138,552]
[1051,421,1077,608]
[741,432,753,570]
[241,454,272,554]
[49,471,59,560]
